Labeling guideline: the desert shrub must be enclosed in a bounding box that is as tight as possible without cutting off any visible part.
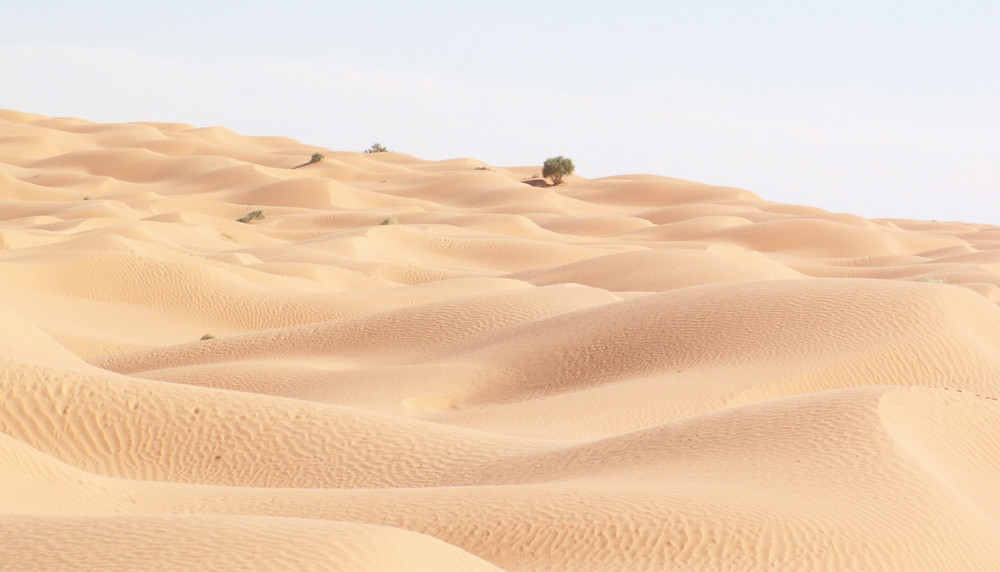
[543,156,574,185]
[237,209,265,223]
[364,143,388,154]
[292,153,324,169]
[380,216,399,225]
[200,334,215,340]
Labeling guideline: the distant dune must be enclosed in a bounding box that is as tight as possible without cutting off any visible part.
[2,109,1000,570]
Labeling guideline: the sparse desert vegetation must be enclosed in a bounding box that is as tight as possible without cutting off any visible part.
[236,209,265,223]
[292,153,325,169]
[543,156,575,185]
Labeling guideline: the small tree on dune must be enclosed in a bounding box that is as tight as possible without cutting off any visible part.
[364,143,388,154]
[543,156,574,185]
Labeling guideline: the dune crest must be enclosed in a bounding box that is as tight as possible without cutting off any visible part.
[3,110,1000,570]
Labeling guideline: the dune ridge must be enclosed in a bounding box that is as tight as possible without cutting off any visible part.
[3,109,1000,570]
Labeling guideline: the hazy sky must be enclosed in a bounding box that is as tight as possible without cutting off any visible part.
[3,1,999,222]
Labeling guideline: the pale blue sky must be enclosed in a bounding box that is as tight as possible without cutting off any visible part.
[3,1,999,222]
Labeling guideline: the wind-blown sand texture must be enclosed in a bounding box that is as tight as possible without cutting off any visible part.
[3,109,1000,570]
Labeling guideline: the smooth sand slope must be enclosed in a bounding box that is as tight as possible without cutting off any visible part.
[3,109,1000,570]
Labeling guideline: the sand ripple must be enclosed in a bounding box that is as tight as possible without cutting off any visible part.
[3,110,1000,570]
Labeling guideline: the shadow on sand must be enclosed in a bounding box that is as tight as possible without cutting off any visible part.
[521,178,553,188]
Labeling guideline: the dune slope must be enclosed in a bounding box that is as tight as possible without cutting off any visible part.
[3,109,1000,570]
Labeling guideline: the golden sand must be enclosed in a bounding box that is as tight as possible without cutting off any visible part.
[2,109,1000,570]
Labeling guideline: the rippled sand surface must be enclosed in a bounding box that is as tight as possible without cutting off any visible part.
[3,109,1000,570]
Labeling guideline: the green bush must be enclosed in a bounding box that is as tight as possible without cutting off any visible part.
[292,153,324,169]
[364,143,389,154]
[237,209,266,223]
[542,156,574,185]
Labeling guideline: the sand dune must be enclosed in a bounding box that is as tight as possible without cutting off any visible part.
[3,110,1000,570]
